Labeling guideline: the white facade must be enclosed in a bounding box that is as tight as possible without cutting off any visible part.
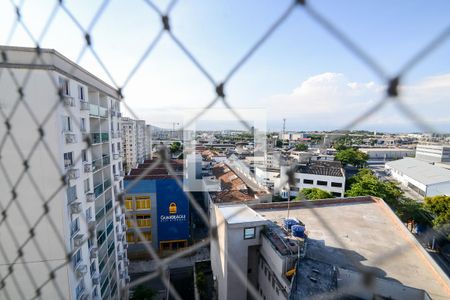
[359,148,415,160]
[279,165,346,198]
[415,144,450,163]
[0,46,128,299]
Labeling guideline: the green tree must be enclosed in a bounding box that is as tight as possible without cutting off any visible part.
[424,195,450,228]
[296,188,334,200]
[395,198,432,227]
[335,148,368,168]
[295,144,308,151]
[275,140,283,148]
[169,141,182,153]
[131,285,156,300]
[346,169,402,206]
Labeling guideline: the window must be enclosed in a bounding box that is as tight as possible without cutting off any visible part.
[67,185,77,203]
[143,232,152,241]
[82,149,87,162]
[136,215,151,227]
[86,207,92,221]
[78,85,84,100]
[90,261,96,276]
[303,179,313,184]
[112,144,115,153]
[125,196,133,210]
[331,182,342,187]
[75,280,85,299]
[84,178,90,193]
[332,192,342,197]
[58,77,70,95]
[63,116,72,131]
[126,232,135,243]
[80,118,86,132]
[64,152,73,168]
[244,227,256,239]
[317,180,327,186]
[295,178,300,183]
[71,218,80,236]
[72,248,82,268]
[135,196,151,210]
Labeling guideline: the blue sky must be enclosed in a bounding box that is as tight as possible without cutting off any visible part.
[1,0,450,132]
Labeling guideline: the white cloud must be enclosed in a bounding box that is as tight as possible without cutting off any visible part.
[265,72,450,132]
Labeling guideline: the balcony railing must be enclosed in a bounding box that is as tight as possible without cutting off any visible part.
[94,183,104,198]
[104,178,111,190]
[105,199,113,214]
[102,155,110,166]
[80,100,89,110]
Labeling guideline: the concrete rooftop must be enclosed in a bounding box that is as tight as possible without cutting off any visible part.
[253,198,450,300]
[218,204,267,225]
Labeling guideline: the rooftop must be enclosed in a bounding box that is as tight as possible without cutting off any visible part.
[217,204,266,225]
[297,161,344,177]
[125,160,183,180]
[386,157,450,185]
[252,197,450,300]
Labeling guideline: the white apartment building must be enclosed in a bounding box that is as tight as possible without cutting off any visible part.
[415,144,450,163]
[121,118,149,173]
[280,161,346,198]
[0,46,128,299]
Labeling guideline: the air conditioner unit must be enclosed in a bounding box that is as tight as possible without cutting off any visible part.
[75,264,87,278]
[90,247,98,259]
[80,101,89,110]
[124,258,129,267]
[87,220,96,230]
[117,252,123,260]
[119,271,125,279]
[84,163,92,173]
[73,234,84,247]
[63,96,75,107]
[92,272,100,285]
[122,224,127,231]
[70,201,82,214]
[113,153,120,160]
[65,133,77,144]
[86,192,95,202]
[67,168,80,180]
[115,214,121,222]
[114,174,120,181]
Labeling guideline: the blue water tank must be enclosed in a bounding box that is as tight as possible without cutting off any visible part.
[291,225,306,238]
[284,218,299,230]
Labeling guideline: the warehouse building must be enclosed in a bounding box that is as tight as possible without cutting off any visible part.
[385,157,450,197]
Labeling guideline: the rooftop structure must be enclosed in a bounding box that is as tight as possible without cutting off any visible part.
[416,144,450,163]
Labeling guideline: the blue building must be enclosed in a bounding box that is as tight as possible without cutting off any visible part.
[124,160,190,254]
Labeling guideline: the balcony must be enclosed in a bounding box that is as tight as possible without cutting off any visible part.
[65,132,77,144]
[95,207,104,221]
[63,95,75,107]
[105,199,113,214]
[83,163,92,173]
[99,107,108,118]
[94,183,104,198]
[104,178,111,190]
[102,155,110,166]
[80,100,89,110]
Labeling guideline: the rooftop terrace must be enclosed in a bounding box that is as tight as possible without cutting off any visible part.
[251,197,450,300]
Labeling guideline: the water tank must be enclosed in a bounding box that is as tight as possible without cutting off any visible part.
[284,218,299,230]
[291,225,306,238]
